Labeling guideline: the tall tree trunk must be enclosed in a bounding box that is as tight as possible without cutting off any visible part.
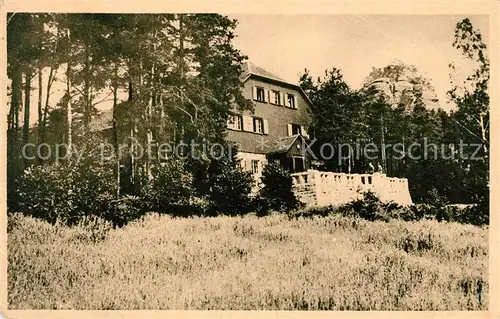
[380,116,386,174]
[10,70,22,132]
[112,74,120,198]
[37,65,43,163]
[178,14,186,143]
[128,80,135,193]
[146,33,157,181]
[37,65,43,132]
[23,70,33,164]
[479,112,488,158]
[83,44,91,129]
[66,29,72,155]
[40,66,55,146]
[7,68,23,189]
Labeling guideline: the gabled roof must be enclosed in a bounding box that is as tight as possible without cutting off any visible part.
[240,61,315,109]
[266,134,305,154]
[240,61,288,84]
[90,109,113,132]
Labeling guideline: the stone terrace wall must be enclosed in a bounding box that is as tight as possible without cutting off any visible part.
[291,170,412,207]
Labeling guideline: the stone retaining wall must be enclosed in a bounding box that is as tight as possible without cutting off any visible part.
[291,170,412,207]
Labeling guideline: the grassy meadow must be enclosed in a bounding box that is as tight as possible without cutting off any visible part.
[8,211,488,310]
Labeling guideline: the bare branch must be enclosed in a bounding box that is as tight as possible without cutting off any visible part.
[92,91,113,107]
[453,119,488,144]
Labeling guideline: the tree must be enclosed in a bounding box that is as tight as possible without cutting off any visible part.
[448,18,489,161]
[447,18,489,207]
[299,68,367,173]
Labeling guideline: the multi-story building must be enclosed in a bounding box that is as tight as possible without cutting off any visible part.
[91,61,315,182]
[227,62,315,181]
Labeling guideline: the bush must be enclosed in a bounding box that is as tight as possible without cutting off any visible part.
[339,191,386,221]
[139,160,194,213]
[257,161,301,214]
[456,197,489,226]
[186,144,254,215]
[206,154,254,215]
[100,195,145,227]
[16,142,118,225]
[337,191,411,222]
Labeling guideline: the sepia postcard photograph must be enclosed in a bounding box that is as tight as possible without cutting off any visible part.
[1,1,498,317]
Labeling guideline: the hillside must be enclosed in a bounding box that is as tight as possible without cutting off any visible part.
[8,212,488,310]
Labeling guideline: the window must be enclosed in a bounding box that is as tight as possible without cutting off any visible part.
[256,87,266,102]
[251,160,260,174]
[271,90,280,105]
[253,118,263,134]
[234,115,243,130]
[287,93,296,108]
[291,124,302,135]
[227,114,243,130]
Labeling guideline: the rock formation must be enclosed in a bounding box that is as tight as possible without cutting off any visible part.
[363,64,441,111]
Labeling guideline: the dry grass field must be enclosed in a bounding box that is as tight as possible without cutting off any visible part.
[8,212,488,310]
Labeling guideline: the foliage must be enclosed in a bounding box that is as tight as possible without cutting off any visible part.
[7,13,254,214]
[289,188,489,226]
[8,212,488,310]
[257,161,301,214]
[337,191,402,222]
[447,17,489,211]
[139,160,194,213]
[99,195,145,227]
[195,146,254,215]
[14,137,145,226]
[299,68,367,172]
[16,144,117,225]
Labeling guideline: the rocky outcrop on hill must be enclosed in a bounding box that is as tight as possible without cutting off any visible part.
[363,65,441,111]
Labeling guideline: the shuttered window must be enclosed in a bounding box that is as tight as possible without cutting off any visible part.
[254,86,266,102]
[253,118,263,134]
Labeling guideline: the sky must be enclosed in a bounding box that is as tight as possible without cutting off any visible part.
[229,14,490,111]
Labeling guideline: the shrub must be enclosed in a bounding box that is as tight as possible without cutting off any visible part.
[206,153,254,215]
[339,191,388,221]
[16,141,117,225]
[139,160,194,213]
[100,195,145,227]
[337,191,411,222]
[457,197,489,226]
[257,161,301,214]
[187,144,254,215]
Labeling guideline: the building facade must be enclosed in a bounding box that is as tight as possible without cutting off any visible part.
[226,62,315,181]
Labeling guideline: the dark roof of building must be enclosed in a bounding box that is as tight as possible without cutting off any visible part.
[90,109,113,132]
[240,61,288,84]
[266,134,303,154]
